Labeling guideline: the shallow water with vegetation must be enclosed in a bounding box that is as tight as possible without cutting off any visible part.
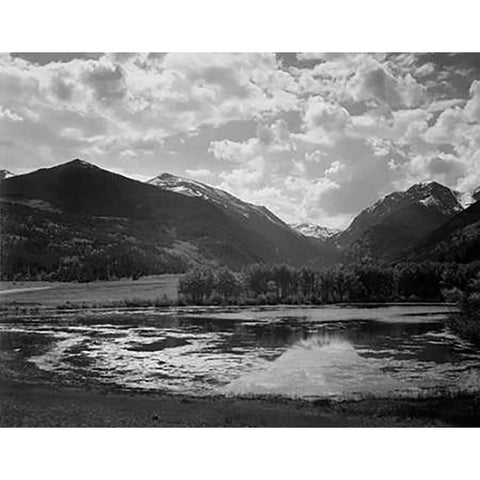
[1,305,480,401]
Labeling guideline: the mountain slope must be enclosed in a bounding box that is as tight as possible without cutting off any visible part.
[410,199,480,263]
[338,181,464,260]
[148,172,336,263]
[0,160,324,280]
[148,172,291,228]
[339,181,463,246]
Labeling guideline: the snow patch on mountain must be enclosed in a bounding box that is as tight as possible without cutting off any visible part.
[364,182,462,219]
[148,172,290,228]
[340,181,465,244]
[291,223,341,240]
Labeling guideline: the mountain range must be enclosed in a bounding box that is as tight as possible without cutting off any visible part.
[0,159,479,280]
[0,160,325,280]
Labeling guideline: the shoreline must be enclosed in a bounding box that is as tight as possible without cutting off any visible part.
[0,300,456,314]
[0,300,471,427]
[0,346,478,427]
[2,375,479,427]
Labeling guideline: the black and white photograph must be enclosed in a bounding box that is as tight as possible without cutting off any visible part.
[2,49,480,427]
[0,1,479,477]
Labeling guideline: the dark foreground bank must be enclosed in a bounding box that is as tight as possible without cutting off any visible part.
[1,377,480,427]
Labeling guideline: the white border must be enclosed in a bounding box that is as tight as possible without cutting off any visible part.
[1,0,479,52]
[1,1,478,479]
[0,428,478,479]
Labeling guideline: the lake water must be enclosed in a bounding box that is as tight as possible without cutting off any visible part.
[2,305,480,400]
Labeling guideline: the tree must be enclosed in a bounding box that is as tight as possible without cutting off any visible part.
[179,265,216,303]
[215,267,241,302]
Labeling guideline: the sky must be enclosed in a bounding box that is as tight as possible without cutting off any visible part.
[1,52,480,228]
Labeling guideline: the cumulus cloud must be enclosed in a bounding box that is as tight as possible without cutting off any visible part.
[297,96,351,145]
[0,106,23,122]
[185,168,213,181]
[1,52,480,228]
[347,58,425,108]
[83,62,127,104]
[209,138,260,163]
[464,80,480,122]
[209,118,295,163]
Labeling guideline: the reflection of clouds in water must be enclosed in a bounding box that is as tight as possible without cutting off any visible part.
[223,335,410,399]
[2,304,480,399]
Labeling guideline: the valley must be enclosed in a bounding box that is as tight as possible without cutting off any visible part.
[1,159,479,283]
[1,159,480,428]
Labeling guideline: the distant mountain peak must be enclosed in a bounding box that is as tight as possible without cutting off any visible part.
[291,222,341,240]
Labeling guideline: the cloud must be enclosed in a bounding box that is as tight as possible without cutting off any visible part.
[2,52,480,228]
[304,96,350,131]
[297,96,351,145]
[347,58,425,108]
[0,53,301,167]
[414,62,436,78]
[0,106,23,122]
[83,62,127,104]
[209,138,260,163]
[464,80,480,122]
[209,118,295,163]
[185,168,213,181]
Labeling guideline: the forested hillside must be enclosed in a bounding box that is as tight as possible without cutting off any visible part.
[0,160,325,280]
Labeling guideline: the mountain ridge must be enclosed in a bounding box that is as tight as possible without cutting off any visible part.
[0,159,325,280]
[1,159,478,280]
[336,181,464,260]
[148,172,292,230]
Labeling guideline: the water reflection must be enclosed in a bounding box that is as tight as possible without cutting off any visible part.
[224,336,411,398]
[1,305,479,399]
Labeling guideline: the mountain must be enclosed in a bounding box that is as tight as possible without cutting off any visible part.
[473,187,480,203]
[410,197,480,263]
[148,172,290,229]
[338,181,464,260]
[0,160,324,281]
[0,169,14,180]
[148,172,337,265]
[290,222,341,241]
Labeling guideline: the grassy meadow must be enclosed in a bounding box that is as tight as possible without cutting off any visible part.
[0,274,180,309]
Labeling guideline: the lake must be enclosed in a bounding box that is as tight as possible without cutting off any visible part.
[1,304,480,400]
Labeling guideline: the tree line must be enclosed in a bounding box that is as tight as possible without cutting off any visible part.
[447,271,480,344]
[179,261,480,305]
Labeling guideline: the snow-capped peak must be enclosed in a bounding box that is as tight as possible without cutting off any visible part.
[291,222,341,240]
[148,172,210,199]
[148,172,290,229]
[366,181,463,218]
[340,180,464,243]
